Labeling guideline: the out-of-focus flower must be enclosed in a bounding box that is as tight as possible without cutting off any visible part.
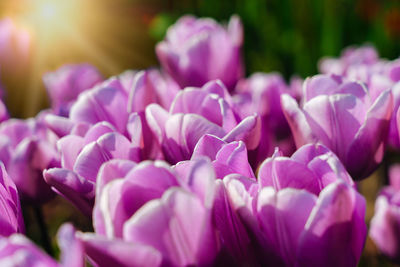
[146,80,261,164]
[79,159,219,267]
[43,70,136,138]
[370,164,400,263]
[0,99,8,123]
[319,45,379,76]
[44,69,178,154]
[234,73,296,167]
[281,74,393,179]
[319,46,400,149]
[43,64,103,116]
[0,18,30,70]
[156,15,243,90]
[0,162,24,236]
[0,224,83,267]
[225,144,366,266]
[0,113,59,203]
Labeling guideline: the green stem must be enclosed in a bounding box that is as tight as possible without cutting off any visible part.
[33,206,53,256]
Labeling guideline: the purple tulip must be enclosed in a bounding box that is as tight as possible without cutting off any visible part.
[69,76,129,135]
[258,143,355,194]
[282,74,393,179]
[44,69,177,159]
[44,121,141,216]
[0,224,83,266]
[0,162,24,236]
[156,15,243,90]
[79,159,219,267]
[320,46,400,149]
[224,144,366,266]
[146,80,261,164]
[44,70,137,137]
[0,114,60,203]
[234,73,296,167]
[127,69,180,114]
[93,160,179,238]
[319,45,379,76]
[43,64,103,116]
[370,164,400,263]
[191,134,255,179]
[387,80,400,149]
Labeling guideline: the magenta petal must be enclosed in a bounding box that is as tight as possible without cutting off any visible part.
[163,113,225,163]
[0,234,58,266]
[0,163,23,235]
[370,195,400,262]
[193,135,255,178]
[57,223,84,267]
[96,159,136,196]
[297,181,366,267]
[43,168,94,216]
[0,119,31,147]
[281,94,316,147]
[170,89,208,117]
[127,113,143,148]
[8,139,56,203]
[97,132,140,162]
[203,80,233,105]
[258,156,322,195]
[78,233,162,267]
[290,143,331,164]
[192,134,225,160]
[214,141,255,178]
[256,187,317,265]
[303,94,365,160]
[128,71,158,113]
[95,161,178,238]
[58,135,85,170]
[83,122,116,144]
[291,144,354,187]
[44,114,75,137]
[346,89,393,179]
[213,180,254,264]
[145,104,169,144]
[70,85,128,133]
[182,158,216,208]
[222,114,261,150]
[389,164,400,190]
[73,142,110,182]
[303,74,342,101]
[43,63,103,115]
[123,188,217,266]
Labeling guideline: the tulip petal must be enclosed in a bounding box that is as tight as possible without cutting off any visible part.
[281,94,316,147]
[346,89,393,179]
[123,188,217,266]
[78,233,162,267]
[297,182,366,267]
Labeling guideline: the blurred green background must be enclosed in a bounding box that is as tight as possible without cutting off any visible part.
[151,0,400,79]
